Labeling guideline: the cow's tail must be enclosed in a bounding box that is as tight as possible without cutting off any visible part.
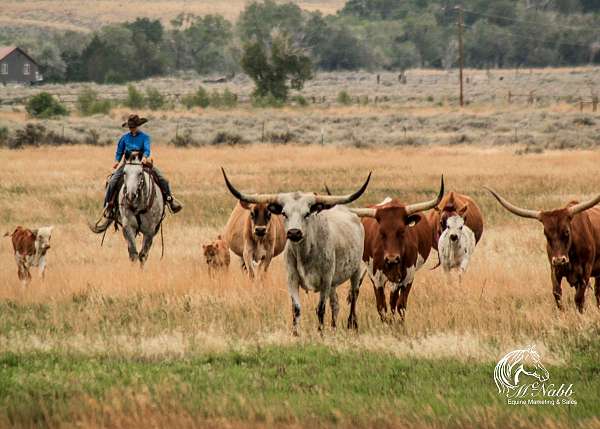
[430,250,441,270]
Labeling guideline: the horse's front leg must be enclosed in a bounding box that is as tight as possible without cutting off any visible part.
[123,226,139,262]
[139,233,155,267]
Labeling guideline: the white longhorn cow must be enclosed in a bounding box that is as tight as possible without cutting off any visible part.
[222,168,371,335]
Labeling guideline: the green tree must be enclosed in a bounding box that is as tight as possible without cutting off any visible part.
[145,87,165,110]
[241,33,313,101]
[238,0,304,44]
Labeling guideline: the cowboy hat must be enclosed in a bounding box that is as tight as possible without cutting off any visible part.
[122,114,148,128]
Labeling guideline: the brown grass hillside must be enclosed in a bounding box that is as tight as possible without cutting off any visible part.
[0,0,346,32]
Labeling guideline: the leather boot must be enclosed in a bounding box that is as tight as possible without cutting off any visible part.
[166,196,183,213]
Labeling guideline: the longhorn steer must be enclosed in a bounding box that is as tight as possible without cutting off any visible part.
[222,201,285,278]
[352,177,444,322]
[486,187,600,312]
[222,168,371,335]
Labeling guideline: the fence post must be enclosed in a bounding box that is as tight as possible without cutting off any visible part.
[528,91,534,104]
[580,99,584,112]
[593,96,598,112]
[508,91,512,103]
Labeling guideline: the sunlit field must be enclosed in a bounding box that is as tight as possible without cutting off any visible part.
[1,144,599,427]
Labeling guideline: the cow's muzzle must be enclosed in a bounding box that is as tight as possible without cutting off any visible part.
[450,234,458,242]
[287,229,303,242]
[551,255,569,266]
[384,254,401,267]
[254,227,267,237]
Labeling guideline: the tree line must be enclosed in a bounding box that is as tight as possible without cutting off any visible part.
[1,0,599,85]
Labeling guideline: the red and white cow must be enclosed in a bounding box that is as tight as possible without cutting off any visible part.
[4,226,54,284]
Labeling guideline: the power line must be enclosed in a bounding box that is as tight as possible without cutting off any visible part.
[463,8,599,33]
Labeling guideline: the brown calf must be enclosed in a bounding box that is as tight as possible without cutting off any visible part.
[202,235,230,274]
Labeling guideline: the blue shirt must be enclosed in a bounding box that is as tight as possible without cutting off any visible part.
[115,131,151,161]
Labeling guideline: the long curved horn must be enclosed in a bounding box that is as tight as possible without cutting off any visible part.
[221,168,278,204]
[568,192,600,216]
[314,172,372,206]
[405,175,445,215]
[484,186,541,220]
[349,208,377,218]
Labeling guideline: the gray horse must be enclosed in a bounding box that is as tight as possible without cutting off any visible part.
[119,160,164,265]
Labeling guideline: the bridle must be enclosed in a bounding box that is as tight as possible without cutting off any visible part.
[124,161,148,211]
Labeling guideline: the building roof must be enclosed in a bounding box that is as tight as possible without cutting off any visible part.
[0,46,38,65]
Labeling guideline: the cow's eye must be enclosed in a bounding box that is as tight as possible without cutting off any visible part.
[563,230,569,238]
[250,212,255,219]
[282,212,288,219]
[304,212,311,219]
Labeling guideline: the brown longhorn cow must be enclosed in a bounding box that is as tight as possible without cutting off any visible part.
[351,177,444,321]
[222,201,286,278]
[426,191,484,251]
[486,187,600,312]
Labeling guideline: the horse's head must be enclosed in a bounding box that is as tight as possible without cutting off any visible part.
[519,346,549,383]
[123,162,145,208]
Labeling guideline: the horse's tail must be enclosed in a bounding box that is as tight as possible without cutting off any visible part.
[89,217,113,234]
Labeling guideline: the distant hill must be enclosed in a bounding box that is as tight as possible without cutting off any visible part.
[0,0,346,32]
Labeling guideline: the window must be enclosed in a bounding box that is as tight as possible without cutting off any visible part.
[1,63,7,75]
[23,63,30,75]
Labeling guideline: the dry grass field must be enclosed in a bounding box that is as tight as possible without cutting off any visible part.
[1,142,600,427]
[0,0,346,32]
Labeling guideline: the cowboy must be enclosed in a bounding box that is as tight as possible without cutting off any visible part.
[103,114,182,217]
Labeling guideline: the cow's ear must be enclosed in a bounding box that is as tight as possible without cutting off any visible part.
[267,203,283,215]
[310,203,333,214]
[407,214,422,227]
[31,229,38,237]
[458,205,468,219]
[240,201,251,210]
[202,244,207,250]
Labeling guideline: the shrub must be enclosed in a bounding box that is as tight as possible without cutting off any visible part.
[6,124,74,149]
[209,88,238,109]
[125,84,145,109]
[169,129,200,147]
[337,91,352,105]
[211,131,245,145]
[251,94,285,108]
[26,92,68,118]
[181,86,210,109]
[291,95,308,107]
[77,88,112,116]
[146,87,165,110]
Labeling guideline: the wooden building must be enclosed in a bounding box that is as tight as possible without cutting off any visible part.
[0,46,43,85]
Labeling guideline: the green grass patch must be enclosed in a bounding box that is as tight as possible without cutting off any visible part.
[0,345,598,427]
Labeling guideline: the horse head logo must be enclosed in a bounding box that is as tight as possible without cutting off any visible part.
[494,345,549,395]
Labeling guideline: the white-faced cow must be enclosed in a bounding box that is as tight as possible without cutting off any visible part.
[222,201,286,278]
[351,177,444,322]
[426,191,484,251]
[222,168,371,335]
[486,187,600,312]
[438,215,476,283]
[4,226,54,284]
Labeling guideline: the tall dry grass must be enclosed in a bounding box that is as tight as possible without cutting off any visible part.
[1,145,599,363]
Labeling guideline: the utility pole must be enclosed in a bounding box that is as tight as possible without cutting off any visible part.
[456,5,465,107]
